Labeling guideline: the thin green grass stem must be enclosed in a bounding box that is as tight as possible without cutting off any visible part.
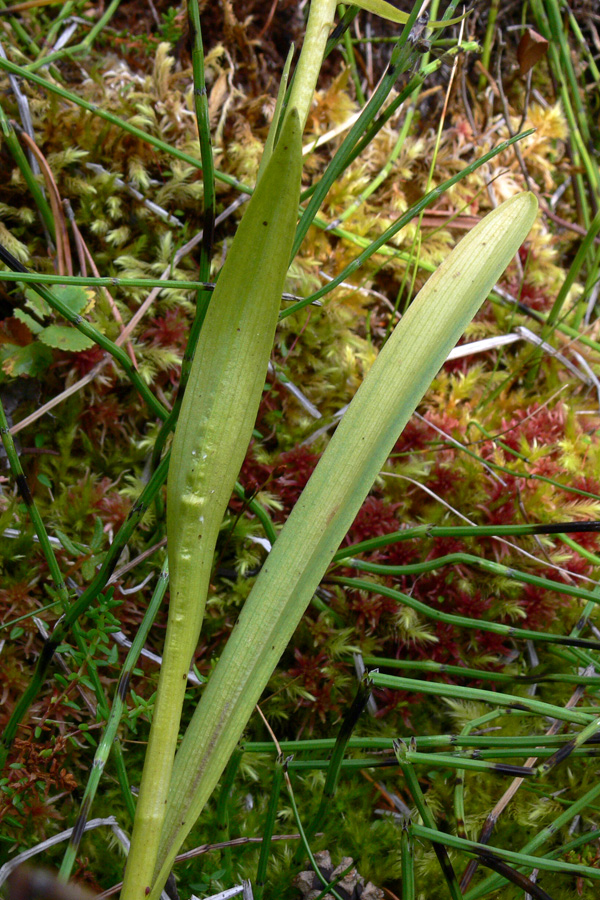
[330,576,600,654]
[457,747,600,762]
[372,672,596,726]
[282,130,533,319]
[543,0,595,163]
[338,4,365,104]
[285,767,345,900]
[453,708,512,840]
[545,828,600,864]
[531,0,596,224]
[360,655,600,686]
[334,520,600,561]
[309,862,356,900]
[255,757,285,900]
[0,451,171,766]
[413,823,600,881]
[243,732,595,754]
[559,533,600,566]
[26,0,121,73]
[559,211,600,330]
[58,561,169,880]
[537,713,600,777]
[323,4,360,59]
[343,552,600,608]
[394,740,464,900]
[477,0,499,90]
[287,755,534,775]
[215,749,243,883]
[293,674,374,862]
[401,820,415,900]
[233,484,278,547]
[564,2,600,82]
[0,103,55,241]
[0,271,212,290]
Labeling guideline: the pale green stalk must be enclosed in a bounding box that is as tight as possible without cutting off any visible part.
[287,0,337,130]
[59,562,169,880]
[147,193,538,899]
[120,110,303,900]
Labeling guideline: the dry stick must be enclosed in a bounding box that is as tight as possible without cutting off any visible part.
[9,197,247,436]
[459,674,593,892]
[18,129,72,275]
[63,199,138,368]
[69,206,88,275]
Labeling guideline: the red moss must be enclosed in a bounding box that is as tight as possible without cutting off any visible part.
[287,648,342,730]
[500,403,566,453]
[141,308,189,351]
[273,445,321,508]
[347,583,399,635]
[69,344,106,377]
[91,477,132,532]
[347,496,401,544]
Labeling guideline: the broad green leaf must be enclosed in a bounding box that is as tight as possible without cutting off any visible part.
[39,325,95,352]
[149,193,539,898]
[24,288,51,318]
[120,108,304,900]
[14,308,44,335]
[25,283,94,317]
[0,341,52,377]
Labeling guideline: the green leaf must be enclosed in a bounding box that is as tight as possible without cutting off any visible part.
[150,194,539,896]
[353,0,467,28]
[27,284,92,316]
[0,342,52,377]
[39,325,95,351]
[56,284,94,315]
[24,288,51,318]
[91,516,105,552]
[54,529,88,556]
[14,308,44,334]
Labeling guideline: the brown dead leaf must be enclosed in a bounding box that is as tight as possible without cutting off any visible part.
[517,28,549,77]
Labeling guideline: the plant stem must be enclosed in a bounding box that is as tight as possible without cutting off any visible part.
[58,562,169,881]
[287,0,338,131]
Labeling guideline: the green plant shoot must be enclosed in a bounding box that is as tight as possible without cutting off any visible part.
[120,108,303,899]
[146,192,538,898]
